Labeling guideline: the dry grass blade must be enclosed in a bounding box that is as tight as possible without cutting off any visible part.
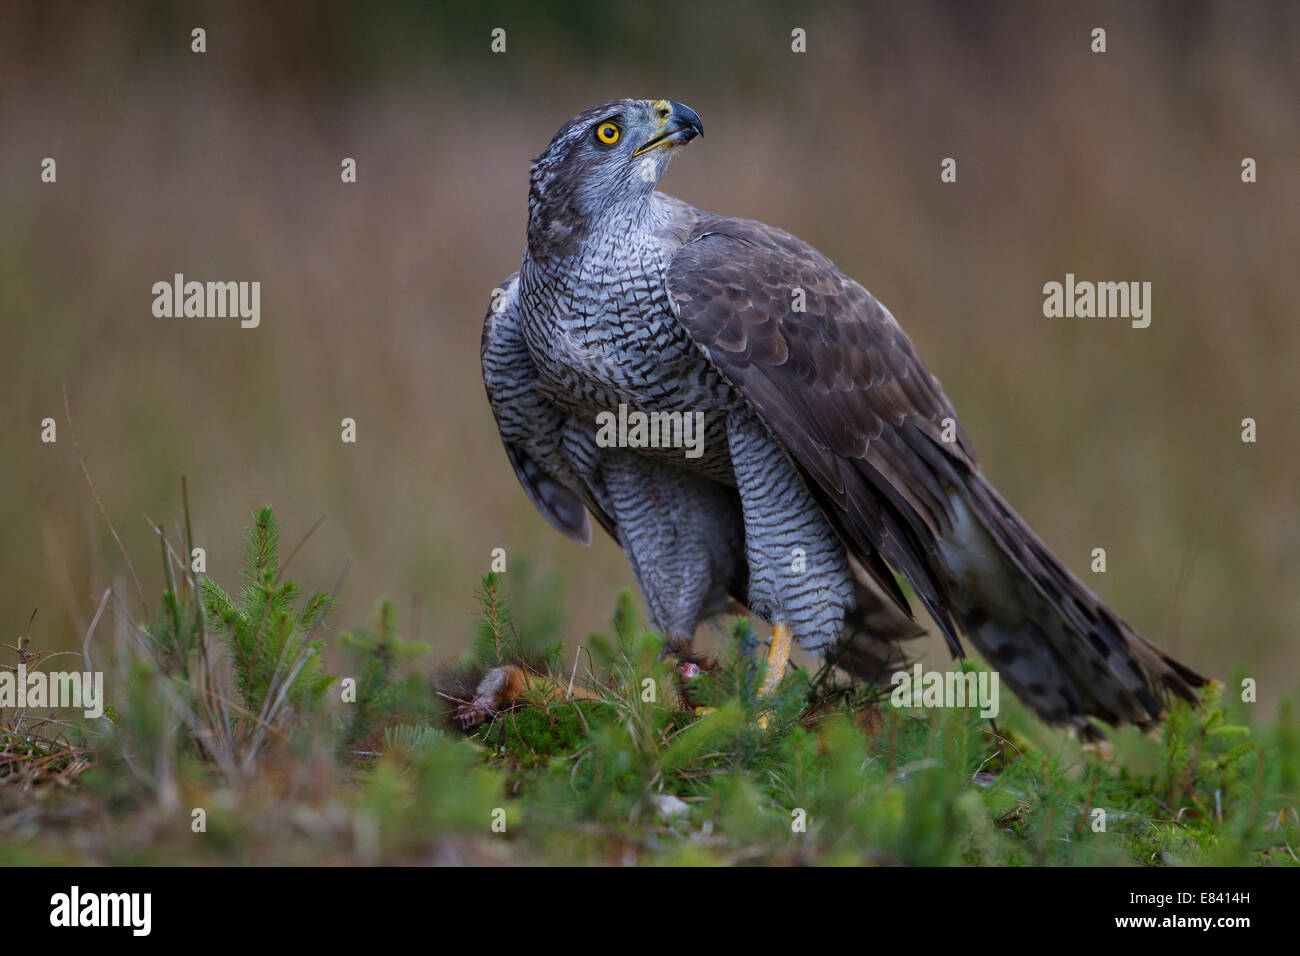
[62,383,149,613]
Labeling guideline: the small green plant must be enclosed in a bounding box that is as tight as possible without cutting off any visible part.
[127,500,340,775]
[468,569,563,673]
[200,506,335,720]
[337,599,429,753]
[381,723,444,758]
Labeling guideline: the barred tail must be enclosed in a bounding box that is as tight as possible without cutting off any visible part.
[936,473,1205,739]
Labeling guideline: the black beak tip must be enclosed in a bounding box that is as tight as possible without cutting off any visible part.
[669,101,704,139]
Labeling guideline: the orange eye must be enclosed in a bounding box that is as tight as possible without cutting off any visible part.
[595,122,621,145]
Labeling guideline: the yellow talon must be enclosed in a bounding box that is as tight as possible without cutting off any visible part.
[756,623,792,729]
[758,623,792,699]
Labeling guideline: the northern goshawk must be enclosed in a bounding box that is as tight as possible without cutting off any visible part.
[481,98,1204,737]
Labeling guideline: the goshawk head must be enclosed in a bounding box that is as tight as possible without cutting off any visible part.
[527,98,703,256]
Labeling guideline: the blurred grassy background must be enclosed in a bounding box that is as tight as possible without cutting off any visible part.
[3,1,1296,714]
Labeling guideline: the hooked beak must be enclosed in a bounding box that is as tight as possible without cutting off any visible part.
[633,100,704,156]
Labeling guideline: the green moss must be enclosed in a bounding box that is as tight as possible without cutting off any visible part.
[480,699,608,765]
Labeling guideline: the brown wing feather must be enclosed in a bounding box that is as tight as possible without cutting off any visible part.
[666,216,1205,731]
[666,217,976,652]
